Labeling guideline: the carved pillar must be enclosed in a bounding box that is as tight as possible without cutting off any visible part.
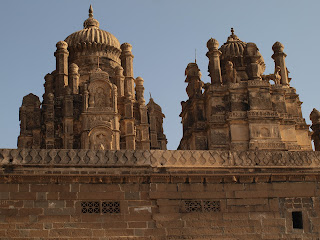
[115,66,125,97]
[44,73,54,99]
[62,88,73,149]
[69,63,80,94]
[272,42,289,85]
[310,108,320,151]
[44,93,55,149]
[54,41,69,96]
[120,43,135,100]
[135,77,146,105]
[83,84,89,112]
[206,38,222,85]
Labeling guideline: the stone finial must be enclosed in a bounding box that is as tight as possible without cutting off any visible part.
[135,76,144,86]
[310,108,320,124]
[272,41,284,53]
[207,38,219,51]
[121,42,133,52]
[83,5,99,28]
[89,5,93,18]
[69,63,79,74]
[56,41,68,50]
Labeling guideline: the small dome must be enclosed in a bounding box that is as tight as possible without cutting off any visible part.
[272,41,284,53]
[64,6,121,51]
[207,38,219,51]
[219,28,246,58]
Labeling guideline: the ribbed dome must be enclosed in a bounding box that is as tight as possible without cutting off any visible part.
[219,28,246,58]
[64,5,121,51]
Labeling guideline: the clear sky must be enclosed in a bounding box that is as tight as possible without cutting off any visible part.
[0,0,320,150]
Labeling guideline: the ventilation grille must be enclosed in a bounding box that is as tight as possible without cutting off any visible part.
[81,201,120,214]
[183,200,221,213]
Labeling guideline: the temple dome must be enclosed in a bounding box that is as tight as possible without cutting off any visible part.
[64,5,121,63]
[219,28,246,59]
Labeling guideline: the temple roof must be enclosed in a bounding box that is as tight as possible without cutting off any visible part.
[219,28,246,58]
[64,5,120,51]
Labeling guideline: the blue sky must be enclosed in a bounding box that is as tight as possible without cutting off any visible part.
[0,0,319,149]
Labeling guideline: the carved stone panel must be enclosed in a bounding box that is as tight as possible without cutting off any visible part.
[210,129,229,146]
[88,126,113,150]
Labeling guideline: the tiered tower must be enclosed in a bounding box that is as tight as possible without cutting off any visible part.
[17,6,167,150]
[179,29,312,151]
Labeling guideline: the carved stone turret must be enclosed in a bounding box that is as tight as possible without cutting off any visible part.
[54,41,69,96]
[17,94,41,148]
[121,43,135,100]
[69,63,80,94]
[147,97,167,149]
[310,108,320,151]
[272,41,289,85]
[185,63,204,98]
[206,38,222,85]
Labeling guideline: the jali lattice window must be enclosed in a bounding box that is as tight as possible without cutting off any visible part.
[183,200,220,213]
[81,201,100,214]
[81,201,121,214]
[102,201,120,213]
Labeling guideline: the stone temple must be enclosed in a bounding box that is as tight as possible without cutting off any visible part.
[17,5,167,151]
[1,6,320,239]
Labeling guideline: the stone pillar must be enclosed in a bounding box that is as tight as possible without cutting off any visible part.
[44,73,54,99]
[272,42,289,85]
[310,108,320,151]
[135,77,146,105]
[115,66,125,97]
[83,84,89,112]
[54,41,69,96]
[206,38,222,85]
[62,88,73,149]
[69,63,80,94]
[44,93,55,149]
[120,43,135,99]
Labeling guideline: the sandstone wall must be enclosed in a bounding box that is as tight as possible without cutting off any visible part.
[0,149,320,239]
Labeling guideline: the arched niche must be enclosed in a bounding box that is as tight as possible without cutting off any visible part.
[88,126,113,150]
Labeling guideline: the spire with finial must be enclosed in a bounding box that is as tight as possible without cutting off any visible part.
[226,27,240,42]
[195,49,197,63]
[89,5,93,18]
[83,5,99,28]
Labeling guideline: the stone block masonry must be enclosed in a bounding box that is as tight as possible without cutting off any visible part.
[0,149,320,239]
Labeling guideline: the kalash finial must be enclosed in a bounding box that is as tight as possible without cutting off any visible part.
[89,5,93,18]
[83,5,99,28]
[231,28,235,35]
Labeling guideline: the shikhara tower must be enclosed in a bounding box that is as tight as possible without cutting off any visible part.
[179,29,312,151]
[17,6,167,150]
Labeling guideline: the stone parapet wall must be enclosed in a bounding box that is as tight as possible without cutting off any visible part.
[1,149,320,239]
[1,149,320,168]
